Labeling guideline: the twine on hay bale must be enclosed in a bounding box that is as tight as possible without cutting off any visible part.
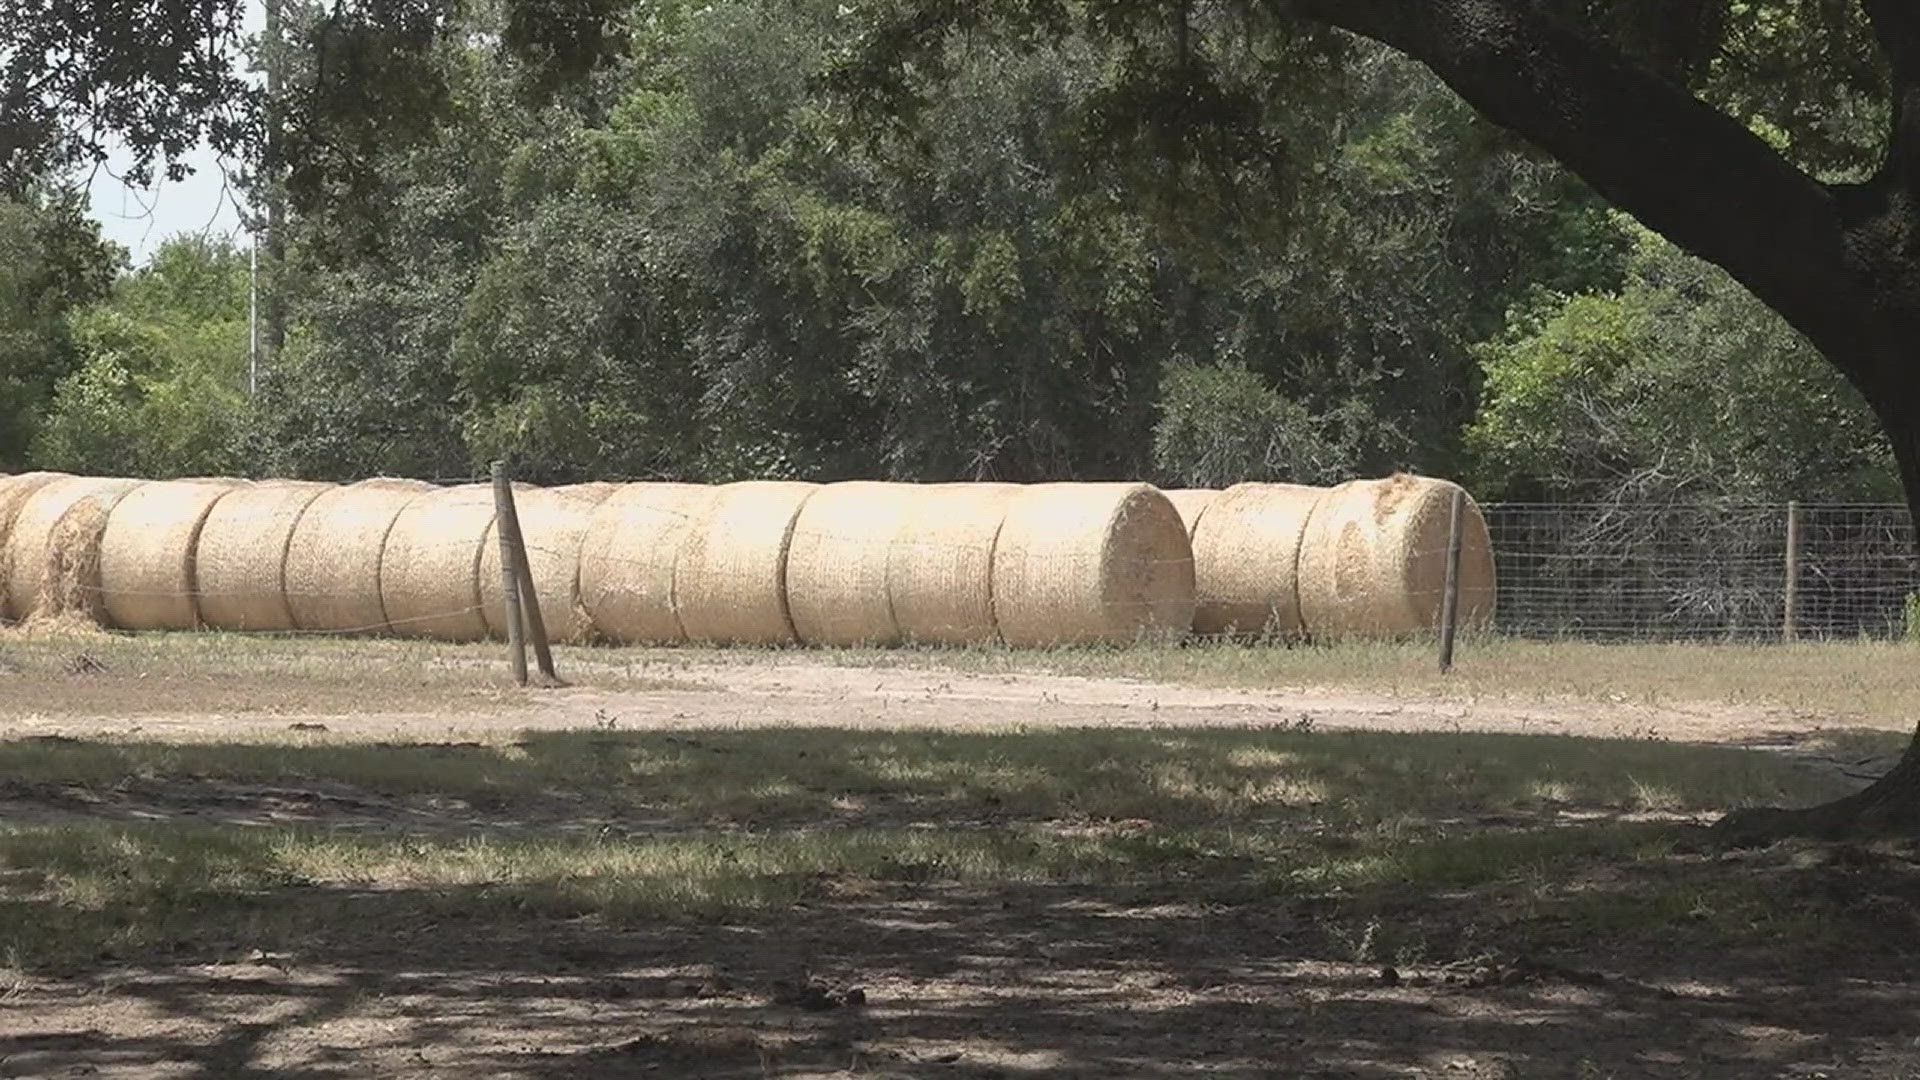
[786,481,919,647]
[1189,482,1325,639]
[379,483,498,641]
[578,482,713,646]
[284,478,436,634]
[98,478,249,631]
[992,483,1196,647]
[480,482,620,644]
[195,481,335,632]
[0,471,69,618]
[675,480,819,646]
[1162,489,1223,538]
[1296,474,1496,639]
[886,482,1020,646]
[4,476,142,624]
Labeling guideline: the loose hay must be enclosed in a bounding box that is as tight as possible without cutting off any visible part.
[4,476,142,623]
[1163,489,1222,538]
[195,481,335,632]
[1296,474,1496,638]
[886,482,1020,646]
[380,483,497,641]
[786,481,919,647]
[992,483,1196,646]
[480,482,620,644]
[285,478,436,634]
[98,478,248,630]
[1189,482,1324,638]
[675,480,819,646]
[0,472,69,618]
[578,483,714,646]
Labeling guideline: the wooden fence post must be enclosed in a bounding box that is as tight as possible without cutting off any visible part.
[1438,487,1467,674]
[1783,500,1803,642]
[492,467,558,685]
[491,461,529,687]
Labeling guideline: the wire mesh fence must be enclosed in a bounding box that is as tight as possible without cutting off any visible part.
[1484,502,1919,641]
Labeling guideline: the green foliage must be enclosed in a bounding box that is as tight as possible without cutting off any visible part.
[0,193,123,469]
[32,236,251,478]
[1151,361,1381,487]
[1468,218,1897,502]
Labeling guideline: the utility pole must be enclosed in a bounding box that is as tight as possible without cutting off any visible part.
[261,0,287,361]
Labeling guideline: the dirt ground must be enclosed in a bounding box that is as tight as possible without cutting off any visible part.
[2,647,1917,1078]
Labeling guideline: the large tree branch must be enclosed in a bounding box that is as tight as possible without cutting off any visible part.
[1864,0,1920,196]
[1289,0,1879,381]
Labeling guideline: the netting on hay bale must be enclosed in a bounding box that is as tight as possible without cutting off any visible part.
[3,476,142,625]
[379,483,498,641]
[1189,482,1325,639]
[1296,474,1496,639]
[98,478,249,631]
[195,481,336,632]
[284,478,437,635]
[992,482,1196,647]
[578,483,714,646]
[480,482,621,644]
[786,481,920,647]
[886,482,1020,647]
[1162,489,1222,539]
[674,480,820,646]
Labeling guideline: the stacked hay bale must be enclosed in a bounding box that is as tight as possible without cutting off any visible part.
[98,478,249,630]
[578,483,713,645]
[480,483,619,644]
[887,482,1020,646]
[1162,489,1222,538]
[785,481,918,647]
[1188,482,1324,638]
[379,483,497,641]
[3,475,142,624]
[196,481,335,632]
[285,478,435,634]
[0,472,69,618]
[674,480,819,646]
[992,483,1195,646]
[1296,474,1495,638]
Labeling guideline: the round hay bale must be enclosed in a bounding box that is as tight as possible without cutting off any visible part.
[379,483,497,641]
[285,478,436,634]
[98,478,249,630]
[674,480,819,646]
[4,476,142,623]
[785,481,919,647]
[1188,482,1325,638]
[1162,489,1222,538]
[196,481,335,632]
[0,471,70,617]
[578,483,714,646]
[992,483,1196,647]
[1296,474,1496,639]
[480,483,621,644]
[886,482,1020,646]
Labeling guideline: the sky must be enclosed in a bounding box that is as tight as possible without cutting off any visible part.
[83,0,263,265]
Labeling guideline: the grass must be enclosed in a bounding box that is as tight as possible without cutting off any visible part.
[0,721,1883,969]
[4,628,1917,726]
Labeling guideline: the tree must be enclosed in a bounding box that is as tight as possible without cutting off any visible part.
[839,0,1920,837]
[1470,217,1898,504]
[0,191,122,469]
[32,235,252,478]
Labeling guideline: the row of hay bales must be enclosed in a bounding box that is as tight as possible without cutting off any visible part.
[0,471,1491,646]
[1164,476,1495,639]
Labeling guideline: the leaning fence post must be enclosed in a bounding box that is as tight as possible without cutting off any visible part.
[1438,487,1467,674]
[1783,500,1803,642]
[492,461,530,687]
[494,470,558,685]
